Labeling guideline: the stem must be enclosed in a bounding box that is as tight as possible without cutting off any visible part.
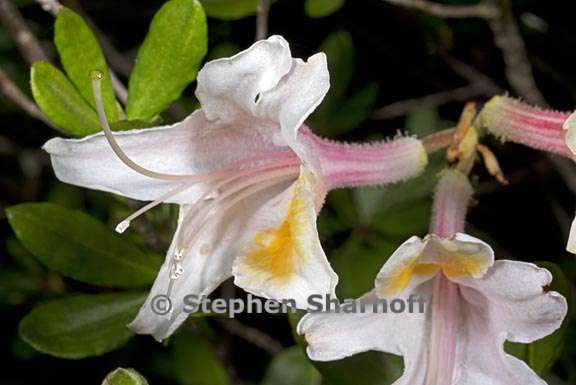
[255,0,271,41]
[0,66,55,128]
[0,0,48,65]
[422,127,456,153]
[430,169,473,237]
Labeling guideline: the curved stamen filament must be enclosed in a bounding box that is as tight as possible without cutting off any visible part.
[115,158,300,233]
[115,183,192,233]
[91,72,297,182]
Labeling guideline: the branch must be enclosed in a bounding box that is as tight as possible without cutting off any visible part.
[255,0,271,41]
[0,0,49,65]
[215,318,283,355]
[372,85,485,120]
[485,0,545,104]
[0,66,56,128]
[380,0,498,19]
[422,127,456,153]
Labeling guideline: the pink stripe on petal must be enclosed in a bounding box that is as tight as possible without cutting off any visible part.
[479,96,572,157]
[303,132,428,190]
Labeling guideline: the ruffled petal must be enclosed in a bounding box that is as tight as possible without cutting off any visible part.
[375,233,494,298]
[233,168,337,308]
[43,110,280,203]
[563,110,576,155]
[298,288,431,385]
[255,54,329,145]
[454,260,567,344]
[567,215,576,254]
[196,35,292,123]
[196,35,329,157]
[129,180,293,340]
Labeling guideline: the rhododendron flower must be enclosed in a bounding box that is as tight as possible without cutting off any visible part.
[478,96,576,252]
[42,36,428,340]
[299,170,568,385]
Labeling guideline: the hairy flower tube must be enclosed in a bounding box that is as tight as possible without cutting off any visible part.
[42,36,428,341]
[477,95,576,252]
[298,169,567,385]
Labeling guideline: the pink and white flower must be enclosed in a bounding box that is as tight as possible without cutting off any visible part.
[42,36,428,341]
[299,170,567,385]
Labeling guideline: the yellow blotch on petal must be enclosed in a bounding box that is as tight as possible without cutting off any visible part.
[382,239,491,297]
[441,253,488,278]
[383,263,439,298]
[243,172,315,283]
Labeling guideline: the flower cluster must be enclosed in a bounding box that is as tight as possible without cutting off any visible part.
[43,36,569,385]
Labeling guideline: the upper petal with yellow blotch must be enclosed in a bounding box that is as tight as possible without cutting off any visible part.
[375,233,494,298]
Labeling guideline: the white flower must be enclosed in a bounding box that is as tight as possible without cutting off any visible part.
[43,36,428,341]
[299,233,567,385]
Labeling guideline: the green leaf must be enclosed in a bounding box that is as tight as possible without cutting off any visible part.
[405,106,442,137]
[126,0,208,120]
[19,292,145,359]
[31,61,101,136]
[505,261,572,375]
[54,7,120,122]
[109,119,158,131]
[326,83,379,134]
[262,346,321,385]
[200,0,259,20]
[102,368,149,385]
[317,30,354,114]
[331,235,396,299]
[311,31,377,135]
[6,203,162,288]
[173,328,230,385]
[305,0,346,18]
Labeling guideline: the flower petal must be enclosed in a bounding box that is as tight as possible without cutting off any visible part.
[43,110,279,203]
[233,168,337,308]
[562,110,576,155]
[567,215,576,254]
[255,54,329,145]
[449,261,566,385]
[129,180,293,340]
[196,35,292,123]
[375,233,494,298]
[298,289,430,385]
[454,260,567,344]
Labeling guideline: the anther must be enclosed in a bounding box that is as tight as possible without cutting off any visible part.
[115,220,130,234]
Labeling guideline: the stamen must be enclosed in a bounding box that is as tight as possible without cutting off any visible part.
[115,183,193,233]
[163,166,299,299]
[92,71,297,183]
[179,166,299,248]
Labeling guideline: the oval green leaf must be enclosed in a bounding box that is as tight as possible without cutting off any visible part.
[201,0,258,20]
[102,368,150,385]
[31,61,101,136]
[6,203,162,288]
[126,0,208,120]
[55,7,120,122]
[262,346,321,385]
[305,0,345,18]
[19,292,145,359]
[173,328,230,385]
